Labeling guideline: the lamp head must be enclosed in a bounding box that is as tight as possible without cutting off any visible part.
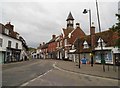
[83,9,88,14]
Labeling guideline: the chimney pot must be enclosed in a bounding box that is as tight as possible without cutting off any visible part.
[91,22,95,28]
[76,23,80,28]
[52,35,56,39]
[43,42,45,45]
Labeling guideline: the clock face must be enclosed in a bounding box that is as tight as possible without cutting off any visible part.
[70,20,73,24]
[68,20,73,24]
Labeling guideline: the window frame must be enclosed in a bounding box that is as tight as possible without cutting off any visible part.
[16,43,18,49]
[0,38,3,47]
[8,41,12,48]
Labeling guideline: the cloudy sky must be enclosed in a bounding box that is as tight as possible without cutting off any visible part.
[0,0,119,48]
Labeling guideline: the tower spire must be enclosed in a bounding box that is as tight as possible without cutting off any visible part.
[66,12,74,21]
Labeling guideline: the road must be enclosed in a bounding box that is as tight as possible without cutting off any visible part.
[2,59,118,86]
[2,59,54,86]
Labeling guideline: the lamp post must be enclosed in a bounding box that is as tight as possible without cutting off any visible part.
[83,9,91,30]
[96,0,105,72]
[83,9,93,67]
[77,38,80,68]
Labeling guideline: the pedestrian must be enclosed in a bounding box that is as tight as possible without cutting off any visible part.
[81,57,87,64]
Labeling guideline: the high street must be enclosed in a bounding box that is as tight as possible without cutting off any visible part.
[2,59,54,86]
[2,59,119,87]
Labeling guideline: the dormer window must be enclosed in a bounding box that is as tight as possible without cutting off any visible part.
[5,28,9,35]
[83,41,89,49]
[97,38,106,47]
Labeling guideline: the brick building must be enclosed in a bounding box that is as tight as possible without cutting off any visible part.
[62,12,86,60]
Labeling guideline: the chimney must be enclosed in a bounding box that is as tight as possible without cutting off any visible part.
[43,42,45,45]
[90,22,95,35]
[5,22,14,31]
[76,23,80,28]
[90,22,95,50]
[40,44,42,47]
[52,35,56,39]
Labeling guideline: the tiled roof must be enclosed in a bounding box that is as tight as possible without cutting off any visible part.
[48,36,59,43]
[70,27,86,42]
[0,23,20,40]
[62,28,74,37]
[74,29,118,53]
[95,30,117,47]
[41,43,48,49]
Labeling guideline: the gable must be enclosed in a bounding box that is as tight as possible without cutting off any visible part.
[68,27,86,44]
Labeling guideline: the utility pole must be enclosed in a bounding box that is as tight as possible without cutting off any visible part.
[77,38,80,68]
[96,0,105,72]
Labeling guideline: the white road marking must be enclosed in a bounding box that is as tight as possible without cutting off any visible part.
[21,82,29,86]
[20,69,53,86]
[53,62,118,82]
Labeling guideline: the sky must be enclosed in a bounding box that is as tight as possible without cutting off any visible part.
[0,0,119,48]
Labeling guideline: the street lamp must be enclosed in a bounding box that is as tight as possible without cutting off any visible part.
[83,9,91,30]
[77,38,80,68]
[83,9,93,67]
[96,0,105,72]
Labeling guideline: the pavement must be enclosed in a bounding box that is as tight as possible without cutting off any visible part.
[56,60,120,80]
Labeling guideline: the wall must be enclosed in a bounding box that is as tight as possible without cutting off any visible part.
[0,33,22,51]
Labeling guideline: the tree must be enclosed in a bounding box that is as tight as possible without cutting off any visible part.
[115,14,120,48]
[110,14,120,48]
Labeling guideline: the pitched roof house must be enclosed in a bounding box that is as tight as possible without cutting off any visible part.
[62,12,86,59]
[73,23,120,64]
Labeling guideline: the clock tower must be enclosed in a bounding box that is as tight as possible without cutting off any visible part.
[66,12,74,29]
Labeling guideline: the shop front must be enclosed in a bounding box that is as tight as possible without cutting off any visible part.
[95,50,113,64]
[5,47,21,63]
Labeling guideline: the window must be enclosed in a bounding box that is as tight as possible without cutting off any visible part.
[60,41,62,46]
[84,44,89,49]
[0,38,3,47]
[83,41,89,49]
[16,43,18,49]
[65,39,67,46]
[57,42,59,47]
[5,28,9,35]
[8,41,12,48]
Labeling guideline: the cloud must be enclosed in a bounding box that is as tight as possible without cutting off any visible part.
[1,1,118,48]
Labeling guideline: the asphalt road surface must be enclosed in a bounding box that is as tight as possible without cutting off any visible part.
[2,59,119,86]
[2,59,54,86]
